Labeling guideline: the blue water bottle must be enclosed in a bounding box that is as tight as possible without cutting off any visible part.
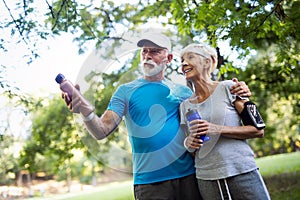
[186,109,210,142]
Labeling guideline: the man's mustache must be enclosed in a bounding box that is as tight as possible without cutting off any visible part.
[142,60,157,66]
[142,58,168,66]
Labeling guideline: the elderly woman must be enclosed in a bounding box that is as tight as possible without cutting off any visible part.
[180,43,270,200]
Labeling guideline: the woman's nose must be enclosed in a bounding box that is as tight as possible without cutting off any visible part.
[181,60,188,66]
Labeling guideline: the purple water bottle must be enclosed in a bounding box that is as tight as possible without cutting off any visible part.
[186,109,210,142]
[55,73,94,117]
[55,73,75,101]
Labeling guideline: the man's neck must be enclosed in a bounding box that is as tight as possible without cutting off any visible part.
[144,72,164,82]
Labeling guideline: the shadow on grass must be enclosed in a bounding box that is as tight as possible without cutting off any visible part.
[264,172,300,200]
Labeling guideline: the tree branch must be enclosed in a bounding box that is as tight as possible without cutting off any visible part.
[245,0,285,36]
[23,0,27,15]
[45,0,55,18]
[2,0,28,45]
[51,0,68,31]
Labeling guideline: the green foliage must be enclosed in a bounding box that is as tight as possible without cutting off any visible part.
[44,0,140,53]
[2,0,299,68]
[0,134,19,184]
[233,45,300,156]
[1,0,49,63]
[19,97,83,173]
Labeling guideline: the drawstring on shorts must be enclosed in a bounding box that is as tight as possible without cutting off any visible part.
[217,179,232,200]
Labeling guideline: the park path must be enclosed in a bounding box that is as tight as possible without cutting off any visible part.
[22,180,133,200]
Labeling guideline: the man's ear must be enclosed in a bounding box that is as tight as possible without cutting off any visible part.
[232,78,238,83]
[167,53,173,63]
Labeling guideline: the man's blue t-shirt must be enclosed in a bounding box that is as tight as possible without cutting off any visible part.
[108,78,195,185]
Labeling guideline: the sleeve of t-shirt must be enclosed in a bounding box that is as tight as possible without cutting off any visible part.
[107,85,126,118]
[179,102,187,126]
[179,101,190,137]
[223,80,249,107]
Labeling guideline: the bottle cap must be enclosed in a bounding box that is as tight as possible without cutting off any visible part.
[55,73,65,84]
[186,109,197,116]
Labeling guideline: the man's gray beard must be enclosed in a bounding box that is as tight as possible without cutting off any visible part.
[142,60,166,77]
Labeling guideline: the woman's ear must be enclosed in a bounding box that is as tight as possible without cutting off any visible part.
[206,57,211,65]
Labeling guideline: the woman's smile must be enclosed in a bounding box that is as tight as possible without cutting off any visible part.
[183,66,193,74]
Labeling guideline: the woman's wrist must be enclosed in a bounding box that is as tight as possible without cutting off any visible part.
[184,137,196,153]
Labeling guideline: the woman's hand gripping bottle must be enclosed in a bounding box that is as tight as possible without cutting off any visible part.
[186,109,210,142]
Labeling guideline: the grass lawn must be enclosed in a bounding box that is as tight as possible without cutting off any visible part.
[62,181,134,200]
[256,152,300,200]
[256,152,300,176]
[27,152,300,200]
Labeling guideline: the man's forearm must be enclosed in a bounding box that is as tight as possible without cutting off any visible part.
[83,110,121,140]
[83,114,108,140]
